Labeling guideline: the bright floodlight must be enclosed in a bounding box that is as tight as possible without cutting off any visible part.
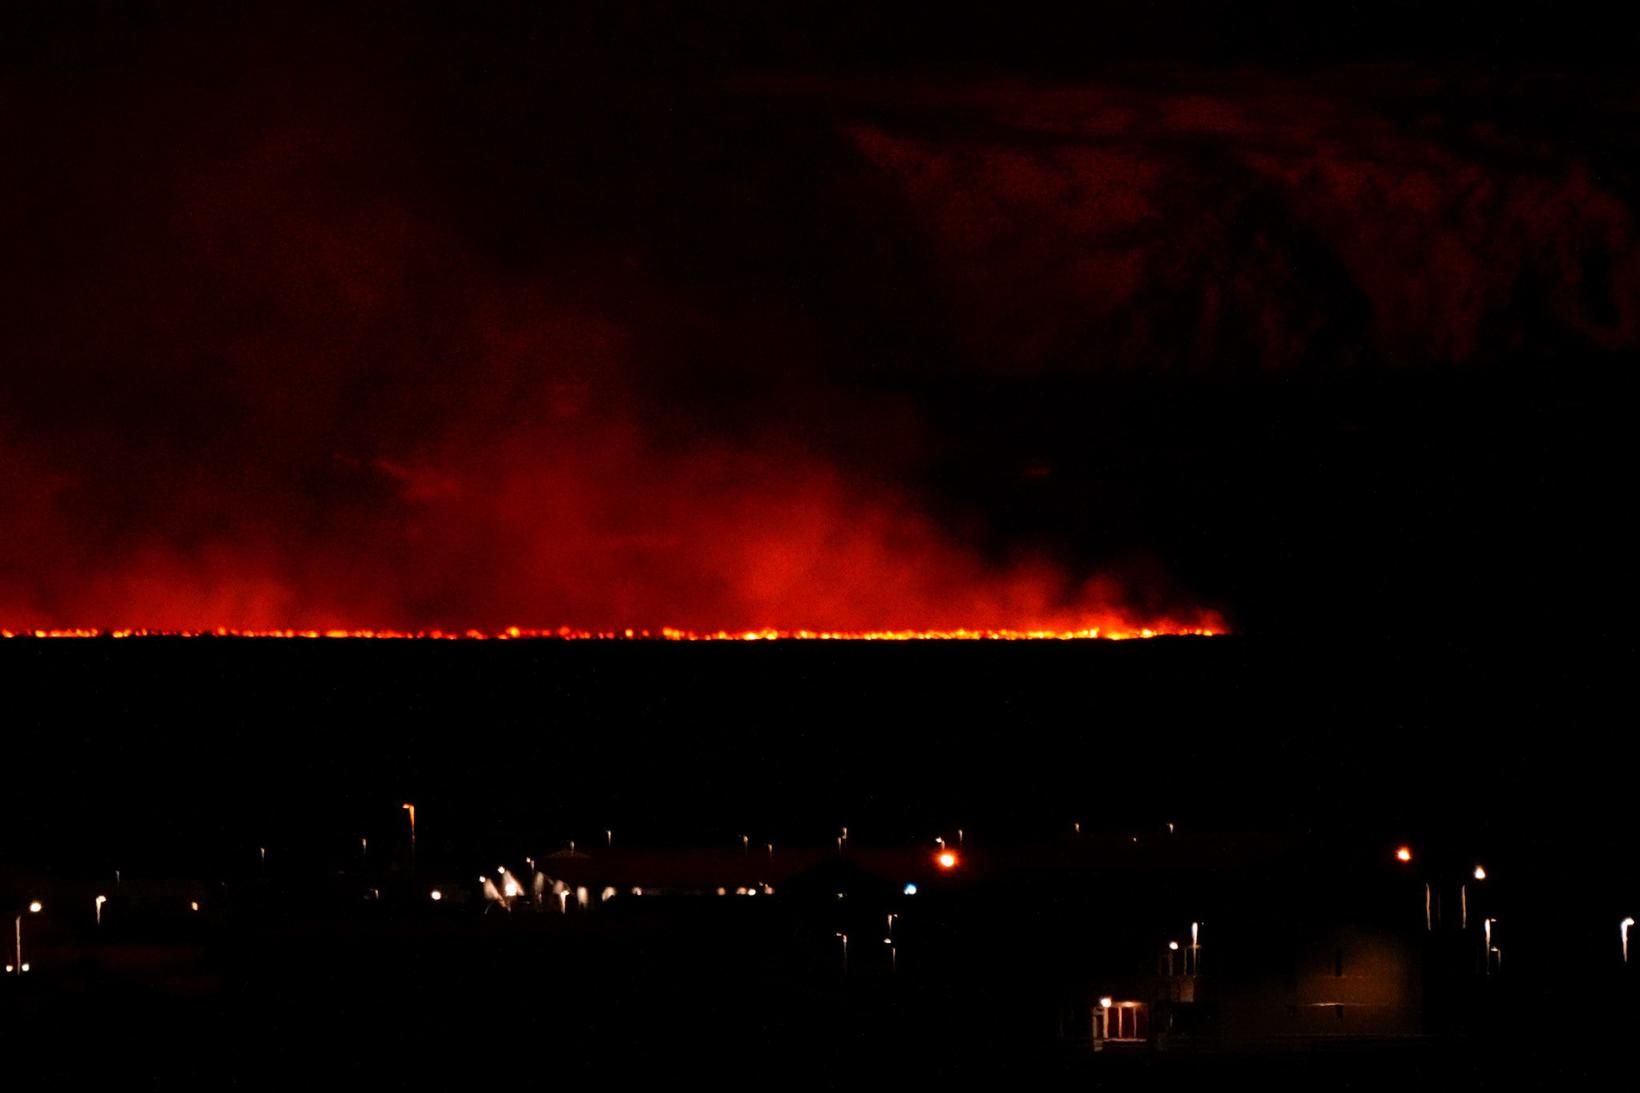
[18,963,27,972]
[27,901,42,913]
[503,880,521,898]
[1168,941,1180,951]
[936,850,958,870]
[1099,997,1113,1009]
[1473,865,1487,880]
[1395,846,1413,863]
[190,901,199,911]
[903,883,918,896]
[429,889,443,902]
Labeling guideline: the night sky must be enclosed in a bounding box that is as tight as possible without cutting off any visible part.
[3,2,1637,639]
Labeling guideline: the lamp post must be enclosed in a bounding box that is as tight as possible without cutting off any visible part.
[10,902,42,975]
[1622,917,1634,964]
[402,803,416,862]
[95,895,107,927]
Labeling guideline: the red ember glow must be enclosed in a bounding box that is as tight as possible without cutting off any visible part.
[1,625,1220,641]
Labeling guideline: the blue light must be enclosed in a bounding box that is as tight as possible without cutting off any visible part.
[903,883,918,896]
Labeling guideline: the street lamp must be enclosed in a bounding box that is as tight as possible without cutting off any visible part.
[402,803,416,860]
[95,895,107,927]
[12,901,42,975]
[1622,917,1634,964]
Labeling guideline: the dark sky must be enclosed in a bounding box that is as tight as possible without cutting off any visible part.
[2,2,1637,638]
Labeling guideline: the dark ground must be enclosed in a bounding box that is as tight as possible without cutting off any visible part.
[2,637,1637,1086]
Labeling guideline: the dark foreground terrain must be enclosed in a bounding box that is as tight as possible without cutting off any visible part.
[2,636,1636,1087]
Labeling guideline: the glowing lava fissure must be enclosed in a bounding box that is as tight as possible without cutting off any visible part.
[1,623,1223,641]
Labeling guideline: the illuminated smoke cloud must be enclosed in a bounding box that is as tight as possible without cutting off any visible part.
[3,19,1630,634]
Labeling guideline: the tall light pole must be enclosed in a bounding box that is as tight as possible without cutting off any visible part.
[11,902,41,975]
[402,803,416,863]
[95,895,107,927]
[1623,917,1634,964]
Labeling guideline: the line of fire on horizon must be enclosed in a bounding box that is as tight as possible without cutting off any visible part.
[0,624,1222,641]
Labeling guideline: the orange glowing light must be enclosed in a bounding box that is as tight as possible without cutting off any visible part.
[935,850,959,870]
[0,624,1223,641]
[1395,846,1413,863]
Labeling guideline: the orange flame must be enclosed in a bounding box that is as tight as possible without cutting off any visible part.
[1,624,1221,641]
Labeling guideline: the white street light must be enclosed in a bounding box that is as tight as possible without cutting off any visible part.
[1622,917,1635,964]
[13,903,42,976]
[95,895,107,926]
